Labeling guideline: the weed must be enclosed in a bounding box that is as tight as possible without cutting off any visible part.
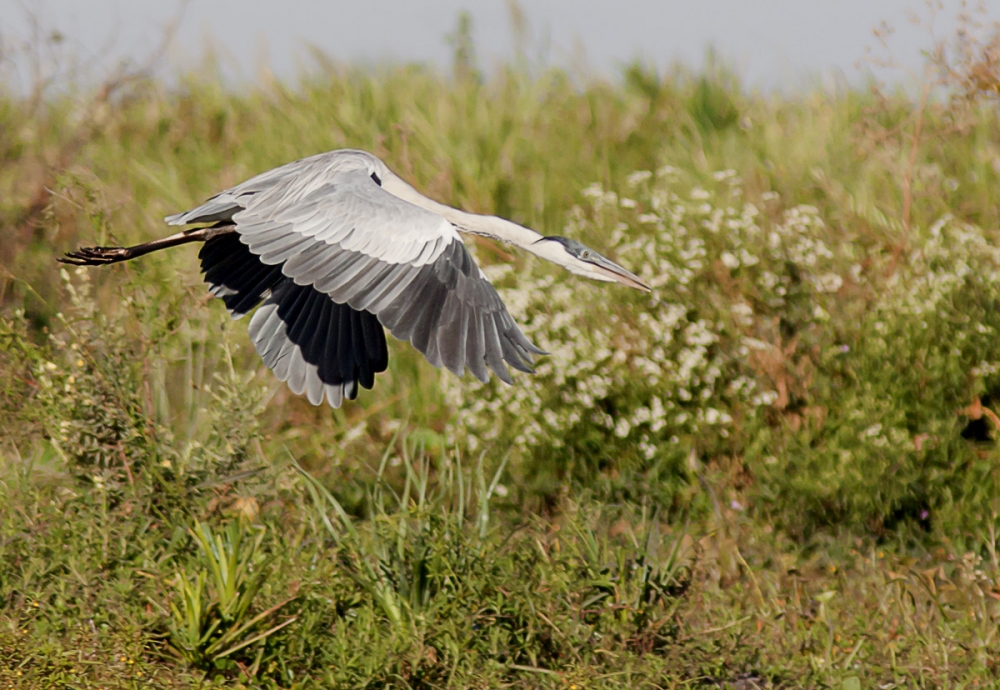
[166,520,296,676]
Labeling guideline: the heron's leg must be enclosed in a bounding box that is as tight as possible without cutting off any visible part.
[59,225,234,266]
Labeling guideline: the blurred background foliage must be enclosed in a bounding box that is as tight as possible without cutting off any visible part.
[4,8,1000,688]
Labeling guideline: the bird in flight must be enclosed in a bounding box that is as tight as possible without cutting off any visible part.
[61,149,649,407]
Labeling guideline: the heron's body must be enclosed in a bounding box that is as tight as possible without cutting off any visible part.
[62,149,648,407]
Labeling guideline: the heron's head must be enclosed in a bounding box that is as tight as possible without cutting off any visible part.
[530,236,650,292]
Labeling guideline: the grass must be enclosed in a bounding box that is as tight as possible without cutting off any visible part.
[4,13,1000,688]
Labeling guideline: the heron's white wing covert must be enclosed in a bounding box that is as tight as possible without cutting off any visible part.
[173,156,542,406]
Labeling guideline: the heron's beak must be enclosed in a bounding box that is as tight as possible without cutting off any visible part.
[586,253,651,292]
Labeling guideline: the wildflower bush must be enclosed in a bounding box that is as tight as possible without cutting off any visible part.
[764,215,1000,538]
[26,269,158,487]
[446,169,1000,536]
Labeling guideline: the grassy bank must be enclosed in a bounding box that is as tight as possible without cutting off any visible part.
[3,23,1000,687]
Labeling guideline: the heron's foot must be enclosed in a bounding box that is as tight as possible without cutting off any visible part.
[58,246,132,266]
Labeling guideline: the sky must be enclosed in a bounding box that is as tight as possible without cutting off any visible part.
[0,0,986,92]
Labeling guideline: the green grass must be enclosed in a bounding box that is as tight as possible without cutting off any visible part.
[4,27,1000,687]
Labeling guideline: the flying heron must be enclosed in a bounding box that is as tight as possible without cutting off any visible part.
[60,149,649,407]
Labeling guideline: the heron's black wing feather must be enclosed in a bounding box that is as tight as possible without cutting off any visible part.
[199,232,388,407]
[200,232,284,317]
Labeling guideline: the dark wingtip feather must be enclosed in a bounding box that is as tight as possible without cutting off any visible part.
[203,233,389,406]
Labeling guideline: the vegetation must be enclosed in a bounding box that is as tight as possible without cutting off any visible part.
[3,10,1000,688]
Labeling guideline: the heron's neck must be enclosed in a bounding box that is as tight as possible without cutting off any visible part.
[382,172,544,249]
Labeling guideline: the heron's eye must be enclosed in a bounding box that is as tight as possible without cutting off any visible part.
[581,250,590,259]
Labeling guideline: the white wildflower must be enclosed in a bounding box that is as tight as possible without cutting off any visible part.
[614,418,631,438]
[731,303,754,326]
[741,337,771,351]
[753,391,779,406]
[704,408,732,425]
[812,273,843,293]
[343,423,368,443]
[759,271,780,290]
[711,169,737,181]
[720,251,740,269]
[626,170,653,187]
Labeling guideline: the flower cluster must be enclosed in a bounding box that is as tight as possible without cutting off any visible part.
[440,161,1000,529]
[441,169,861,482]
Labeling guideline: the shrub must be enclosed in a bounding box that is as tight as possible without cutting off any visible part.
[445,168,1000,538]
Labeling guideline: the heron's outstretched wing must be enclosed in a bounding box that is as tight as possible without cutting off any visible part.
[178,162,542,390]
[199,231,388,407]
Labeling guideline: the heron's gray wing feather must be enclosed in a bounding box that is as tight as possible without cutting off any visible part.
[228,168,540,383]
[464,297,488,382]
[166,150,368,226]
[165,195,246,225]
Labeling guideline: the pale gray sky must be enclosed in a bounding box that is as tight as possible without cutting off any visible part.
[0,0,982,91]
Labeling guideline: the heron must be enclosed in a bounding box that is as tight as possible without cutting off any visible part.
[60,149,649,407]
